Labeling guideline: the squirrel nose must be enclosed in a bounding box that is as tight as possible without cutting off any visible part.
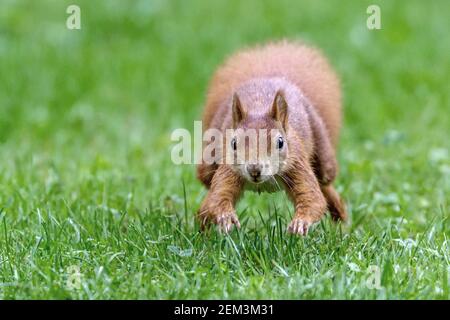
[247,164,262,179]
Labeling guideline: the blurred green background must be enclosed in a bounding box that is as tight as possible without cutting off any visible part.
[0,0,448,299]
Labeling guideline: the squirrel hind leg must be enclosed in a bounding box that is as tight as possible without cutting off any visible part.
[197,163,218,188]
[320,184,347,222]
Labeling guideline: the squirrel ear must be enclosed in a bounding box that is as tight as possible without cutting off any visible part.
[271,90,288,127]
[232,93,245,127]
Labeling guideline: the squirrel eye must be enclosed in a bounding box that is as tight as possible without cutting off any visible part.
[277,136,284,149]
[231,137,237,151]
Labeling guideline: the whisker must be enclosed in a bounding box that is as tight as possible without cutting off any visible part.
[270,175,283,192]
[277,173,293,191]
[271,175,294,217]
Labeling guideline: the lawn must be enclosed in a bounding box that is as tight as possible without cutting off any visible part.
[0,0,448,299]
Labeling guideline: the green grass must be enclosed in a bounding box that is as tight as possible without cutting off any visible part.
[0,0,449,299]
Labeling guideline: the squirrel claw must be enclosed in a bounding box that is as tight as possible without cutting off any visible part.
[287,217,312,236]
[215,212,240,234]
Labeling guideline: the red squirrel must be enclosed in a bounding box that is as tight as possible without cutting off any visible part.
[197,40,347,235]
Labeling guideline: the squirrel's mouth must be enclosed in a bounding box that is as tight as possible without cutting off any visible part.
[251,177,263,184]
[248,175,270,184]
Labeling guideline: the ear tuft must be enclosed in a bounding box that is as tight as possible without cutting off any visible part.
[271,90,288,127]
[232,93,245,127]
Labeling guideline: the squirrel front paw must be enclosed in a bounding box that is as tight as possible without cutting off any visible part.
[287,216,315,236]
[214,211,241,233]
[198,204,240,233]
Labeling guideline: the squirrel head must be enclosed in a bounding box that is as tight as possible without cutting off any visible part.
[226,90,290,184]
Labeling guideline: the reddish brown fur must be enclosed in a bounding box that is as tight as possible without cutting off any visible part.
[197,40,347,235]
[203,40,341,146]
